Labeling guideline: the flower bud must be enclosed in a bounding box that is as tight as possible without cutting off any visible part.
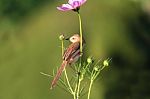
[94,67,99,71]
[59,34,65,40]
[87,57,92,64]
[103,60,109,67]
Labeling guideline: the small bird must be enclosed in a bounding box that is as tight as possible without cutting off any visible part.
[51,34,85,89]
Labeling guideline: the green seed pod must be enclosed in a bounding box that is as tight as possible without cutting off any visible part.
[94,66,99,71]
[87,57,92,64]
[59,34,65,40]
[103,60,109,66]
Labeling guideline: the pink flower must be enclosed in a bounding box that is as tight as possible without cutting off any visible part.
[57,0,87,12]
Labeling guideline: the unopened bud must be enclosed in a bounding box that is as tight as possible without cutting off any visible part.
[59,34,65,40]
[94,67,99,71]
[103,60,109,66]
[87,57,92,64]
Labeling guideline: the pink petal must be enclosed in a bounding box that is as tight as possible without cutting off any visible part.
[68,0,87,6]
[57,4,74,11]
[72,1,81,8]
[80,0,87,5]
[68,0,74,5]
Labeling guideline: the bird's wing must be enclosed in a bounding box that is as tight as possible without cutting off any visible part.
[63,42,80,61]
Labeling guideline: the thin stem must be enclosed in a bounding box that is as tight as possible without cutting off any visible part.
[77,14,83,99]
[64,69,74,94]
[40,72,53,77]
[73,93,76,99]
[85,63,90,70]
[77,12,83,53]
[74,72,82,99]
[88,80,93,99]
[76,78,81,99]
[61,40,64,57]
[77,12,83,71]
[74,11,84,96]
[92,71,98,81]
[100,65,106,71]
[74,83,77,96]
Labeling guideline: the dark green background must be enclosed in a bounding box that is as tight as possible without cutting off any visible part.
[0,0,150,99]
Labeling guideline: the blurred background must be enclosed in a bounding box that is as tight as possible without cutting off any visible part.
[0,0,150,99]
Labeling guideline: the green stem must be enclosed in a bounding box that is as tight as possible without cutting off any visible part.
[88,80,93,99]
[64,69,74,94]
[73,93,76,99]
[61,40,64,57]
[77,11,83,75]
[76,78,81,99]
[77,12,83,54]
[74,71,82,99]
[100,65,106,71]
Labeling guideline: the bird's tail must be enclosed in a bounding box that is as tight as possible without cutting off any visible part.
[50,60,68,89]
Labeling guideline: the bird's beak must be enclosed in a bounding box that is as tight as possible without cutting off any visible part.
[65,37,69,40]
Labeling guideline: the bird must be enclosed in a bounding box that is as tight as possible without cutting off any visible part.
[50,34,85,89]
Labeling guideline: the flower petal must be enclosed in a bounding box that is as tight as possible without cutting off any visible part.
[57,4,74,11]
[68,0,87,5]
[72,1,80,8]
[80,0,87,5]
[68,0,74,5]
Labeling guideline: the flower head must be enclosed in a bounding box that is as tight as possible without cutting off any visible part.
[57,0,87,12]
[103,59,109,67]
[87,57,93,64]
[59,34,65,40]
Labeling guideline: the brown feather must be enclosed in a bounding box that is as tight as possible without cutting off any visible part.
[63,42,80,61]
[50,61,68,89]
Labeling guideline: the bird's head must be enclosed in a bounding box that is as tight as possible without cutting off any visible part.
[65,34,80,43]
